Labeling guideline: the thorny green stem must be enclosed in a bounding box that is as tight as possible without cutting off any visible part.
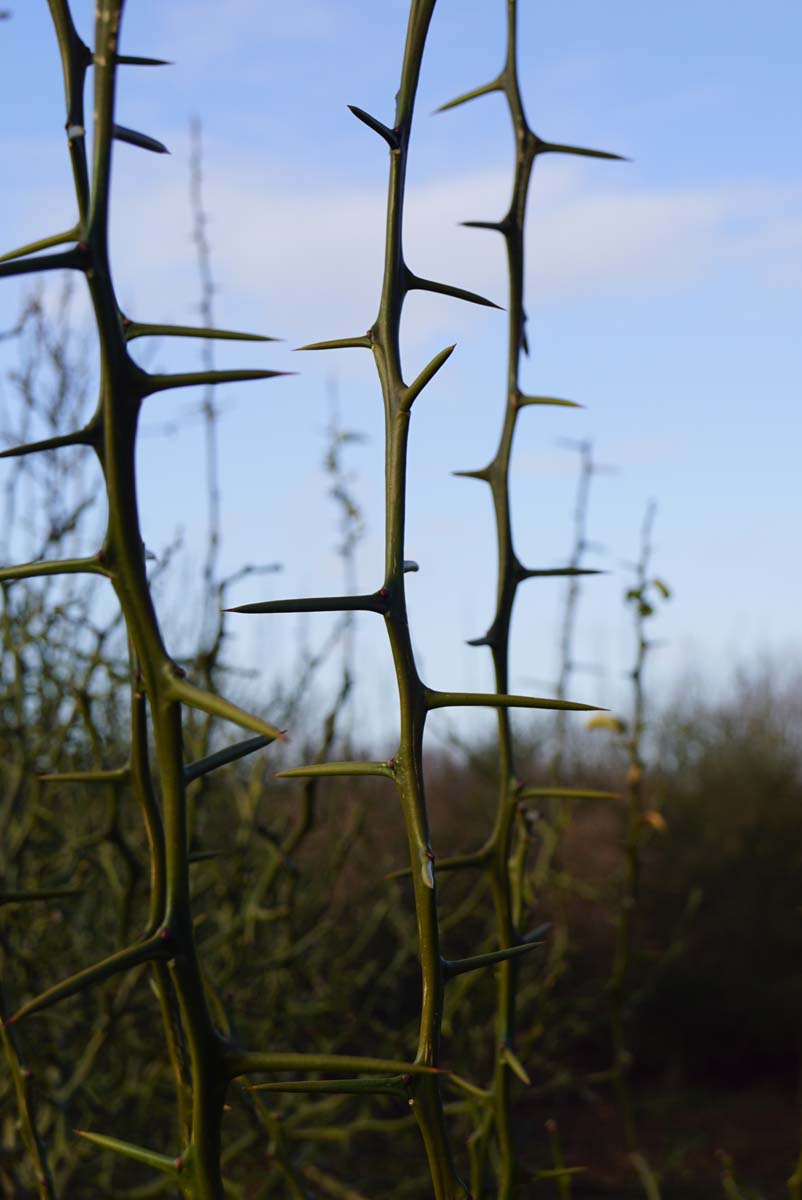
[608,502,662,1197]
[439,2,622,1193]
[1,3,283,1196]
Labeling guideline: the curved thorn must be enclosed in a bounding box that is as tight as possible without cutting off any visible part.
[113,124,169,154]
[466,633,494,648]
[295,335,372,353]
[169,676,286,743]
[424,688,602,714]
[535,139,628,162]
[0,227,79,265]
[225,592,389,616]
[444,941,542,980]
[347,105,399,150]
[405,271,502,311]
[5,934,165,1025]
[403,560,419,574]
[124,320,278,343]
[516,393,583,410]
[435,76,504,114]
[400,345,456,412]
[276,761,395,781]
[184,736,271,784]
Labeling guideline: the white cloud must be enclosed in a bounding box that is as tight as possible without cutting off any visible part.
[101,147,802,362]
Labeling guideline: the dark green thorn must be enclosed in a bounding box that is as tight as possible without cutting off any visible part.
[225,591,389,616]
[461,218,510,236]
[0,247,85,280]
[405,271,502,310]
[443,940,542,980]
[184,736,271,785]
[5,934,167,1025]
[535,137,628,162]
[113,125,169,154]
[114,55,173,67]
[0,227,79,264]
[518,566,603,580]
[347,105,400,150]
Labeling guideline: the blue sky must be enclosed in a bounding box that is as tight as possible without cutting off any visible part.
[0,2,800,749]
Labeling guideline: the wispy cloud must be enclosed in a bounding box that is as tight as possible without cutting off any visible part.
[99,148,802,359]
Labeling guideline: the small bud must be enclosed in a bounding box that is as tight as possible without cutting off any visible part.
[545,1118,558,1135]
[158,927,172,943]
[402,1073,411,1085]
[174,1157,183,1172]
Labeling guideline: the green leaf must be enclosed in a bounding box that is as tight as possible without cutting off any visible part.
[652,577,671,600]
